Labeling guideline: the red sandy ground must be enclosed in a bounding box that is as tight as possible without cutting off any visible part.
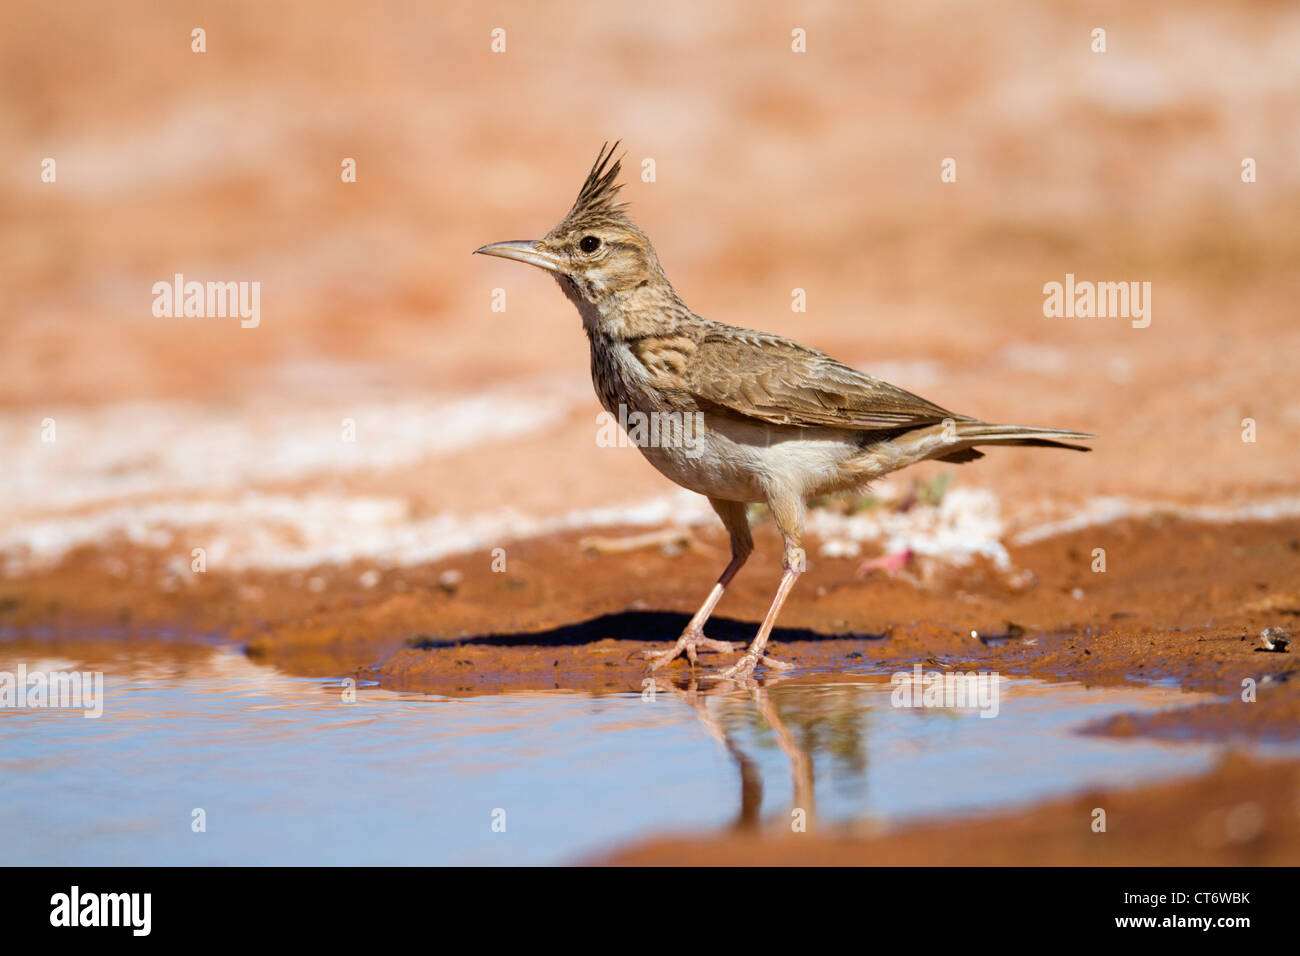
[4,2,1299,521]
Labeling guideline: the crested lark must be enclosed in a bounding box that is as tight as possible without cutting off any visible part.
[476,144,1094,681]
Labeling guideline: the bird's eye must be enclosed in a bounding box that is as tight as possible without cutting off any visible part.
[579,235,601,253]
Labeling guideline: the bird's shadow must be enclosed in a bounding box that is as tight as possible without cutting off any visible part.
[406,610,887,650]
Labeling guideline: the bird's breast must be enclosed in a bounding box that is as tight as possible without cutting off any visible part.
[588,339,632,415]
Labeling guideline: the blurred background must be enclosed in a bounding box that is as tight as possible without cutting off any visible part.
[4,0,1299,574]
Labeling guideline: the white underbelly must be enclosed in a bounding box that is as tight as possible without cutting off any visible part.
[632,414,862,503]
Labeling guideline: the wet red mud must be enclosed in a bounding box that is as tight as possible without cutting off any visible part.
[8,514,1297,717]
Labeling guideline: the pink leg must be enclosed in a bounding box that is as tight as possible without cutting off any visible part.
[644,499,753,671]
[713,494,806,681]
[643,553,746,670]
[713,566,800,680]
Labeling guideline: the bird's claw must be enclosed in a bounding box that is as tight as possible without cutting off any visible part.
[642,630,740,671]
[709,652,793,681]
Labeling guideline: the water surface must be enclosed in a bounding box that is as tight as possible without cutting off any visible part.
[0,641,1224,864]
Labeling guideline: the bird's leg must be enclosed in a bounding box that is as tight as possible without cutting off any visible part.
[714,494,805,681]
[642,556,744,669]
[713,557,800,680]
[644,499,751,671]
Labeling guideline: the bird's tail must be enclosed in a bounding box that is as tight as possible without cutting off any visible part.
[955,422,1094,450]
[930,422,1095,462]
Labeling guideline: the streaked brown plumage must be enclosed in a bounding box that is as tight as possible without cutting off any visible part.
[477,143,1094,681]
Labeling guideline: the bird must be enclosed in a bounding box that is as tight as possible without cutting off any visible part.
[475,143,1094,681]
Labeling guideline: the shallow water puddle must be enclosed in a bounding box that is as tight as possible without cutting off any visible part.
[0,644,1224,864]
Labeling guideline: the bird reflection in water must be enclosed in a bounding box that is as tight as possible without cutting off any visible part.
[646,675,872,833]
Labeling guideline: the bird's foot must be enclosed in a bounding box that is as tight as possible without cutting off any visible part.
[710,651,794,682]
[642,628,740,671]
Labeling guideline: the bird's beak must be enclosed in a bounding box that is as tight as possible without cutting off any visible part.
[473,240,565,273]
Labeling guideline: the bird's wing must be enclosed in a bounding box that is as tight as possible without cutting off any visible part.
[682,329,966,430]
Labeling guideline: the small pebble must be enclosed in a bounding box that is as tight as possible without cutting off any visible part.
[438,569,464,595]
[1260,627,1291,653]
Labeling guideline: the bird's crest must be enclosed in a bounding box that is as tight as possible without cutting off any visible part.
[555,141,629,231]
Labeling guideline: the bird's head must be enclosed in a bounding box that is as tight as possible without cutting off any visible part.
[475,142,668,308]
